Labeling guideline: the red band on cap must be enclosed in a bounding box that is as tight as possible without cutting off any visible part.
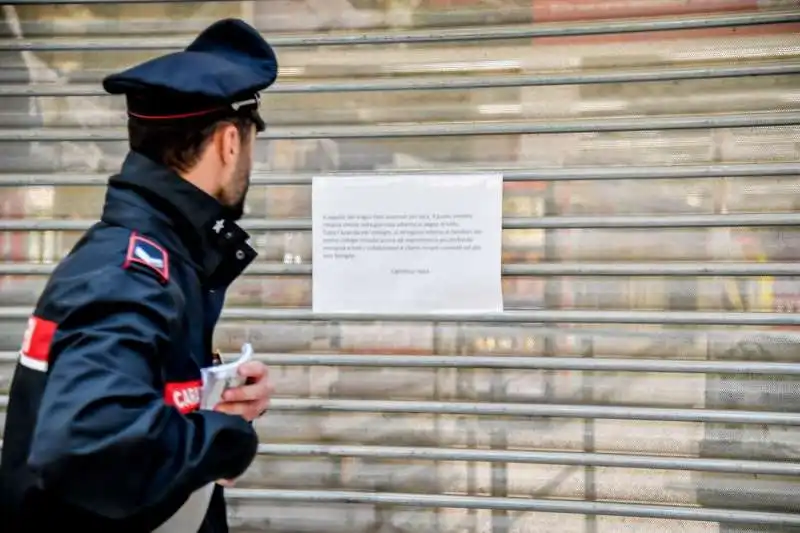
[128,107,226,121]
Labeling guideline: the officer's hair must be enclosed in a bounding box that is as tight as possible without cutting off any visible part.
[127,116,254,173]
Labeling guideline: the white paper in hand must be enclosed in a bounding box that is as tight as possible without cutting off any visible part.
[200,343,253,409]
[155,344,253,533]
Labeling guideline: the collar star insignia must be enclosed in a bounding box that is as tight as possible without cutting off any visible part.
[212,219,226,234]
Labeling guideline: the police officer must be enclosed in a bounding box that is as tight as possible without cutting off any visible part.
[0,18,277,532]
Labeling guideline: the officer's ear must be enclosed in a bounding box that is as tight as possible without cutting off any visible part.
[216,122,243,167]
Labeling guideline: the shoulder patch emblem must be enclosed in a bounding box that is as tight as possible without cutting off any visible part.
[123,232,169,283]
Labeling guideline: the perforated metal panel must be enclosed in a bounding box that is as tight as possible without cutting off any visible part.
[1,1,800,532]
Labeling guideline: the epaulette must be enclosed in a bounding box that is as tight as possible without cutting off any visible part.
[123,231,170,284]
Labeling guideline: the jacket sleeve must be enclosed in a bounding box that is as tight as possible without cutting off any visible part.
[26,266,259,521]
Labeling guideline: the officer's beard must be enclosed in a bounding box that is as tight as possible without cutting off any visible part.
[223,152,252,221]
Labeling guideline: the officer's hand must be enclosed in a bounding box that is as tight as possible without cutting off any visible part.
[214,360,272,422]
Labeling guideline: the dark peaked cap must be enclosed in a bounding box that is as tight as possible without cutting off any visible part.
[103,18,278,132]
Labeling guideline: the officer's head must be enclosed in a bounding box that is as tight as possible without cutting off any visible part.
[102,18,278,220]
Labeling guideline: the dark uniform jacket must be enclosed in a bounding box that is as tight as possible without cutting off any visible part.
[0,151,260,532]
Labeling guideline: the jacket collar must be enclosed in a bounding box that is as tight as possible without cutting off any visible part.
[101,151,257,288]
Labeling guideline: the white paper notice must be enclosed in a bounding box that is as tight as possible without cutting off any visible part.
[312,174,504,314]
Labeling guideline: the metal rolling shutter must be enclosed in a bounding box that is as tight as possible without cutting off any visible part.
[1,1,800,532]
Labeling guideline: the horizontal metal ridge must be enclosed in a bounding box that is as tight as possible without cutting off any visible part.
[0,306,797,326]
[1,315,798,343]
[0,427,795,520]
[0,439,795,475]
[2,351,799,375]
[213,354,800,375]
[3,212,798,232]
[269,398,800,425]
[1,11,798,49]
[1,261,799,277]
[503,262,800,276]
[223,488,800,524]
[223,309,800,326]
[0,437,790,475]
[3,63,798,96]
[1,112,798,141]
[2,8,796,39]
[254,443,800,475]
[0,163,797,187]
[1,395,798,425]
